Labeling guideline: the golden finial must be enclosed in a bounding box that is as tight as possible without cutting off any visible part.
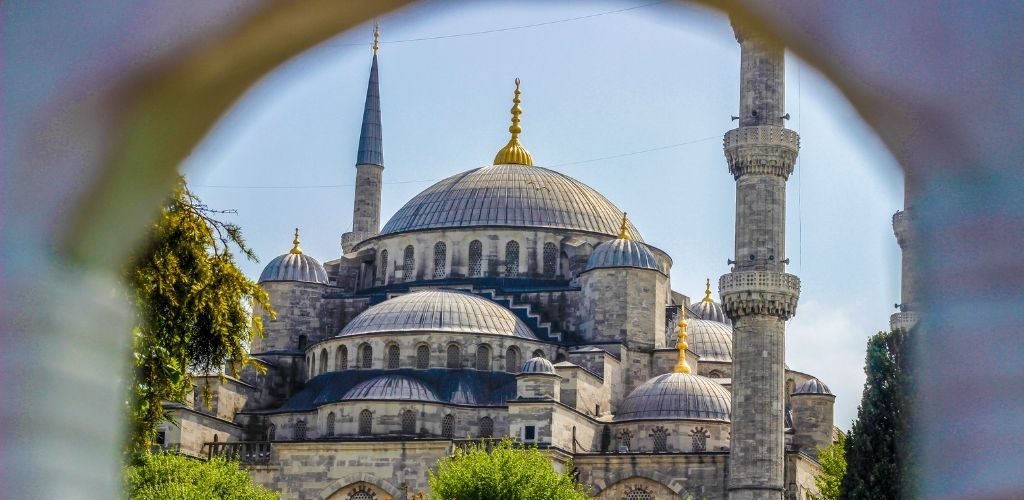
[702,278,714,303]
[289,228,303,255]
[493,78,535,166]
[618,212,632,240]
[674,309,692,374]
[372,22,380,54]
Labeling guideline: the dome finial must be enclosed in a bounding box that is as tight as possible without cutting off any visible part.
[290,228,303,255]
[493,78,534,166]
[703,278,714,302]
[372,22,380,54]
[618,212,632,240]
[674,309,692,374]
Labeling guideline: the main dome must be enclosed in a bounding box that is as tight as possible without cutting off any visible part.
[339,289,537,339]
[615,373,732,421]
[378,165,642,241]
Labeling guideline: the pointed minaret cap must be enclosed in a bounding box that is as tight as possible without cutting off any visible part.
[702,278,714,303]
[618,212,632,240]
[673,309,692,374]
[290,228,303,255]
[356,24,383,167]
[493,78,534,166]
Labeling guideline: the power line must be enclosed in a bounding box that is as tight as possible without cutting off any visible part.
[324,1,666,48]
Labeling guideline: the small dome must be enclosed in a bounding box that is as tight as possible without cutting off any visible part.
[520,357,556,374]
[339,289,537,339]
[677,318,733,362]
[585,238,660,273]
[259,253,328,284]
[687,300,730,325]
[794,378,833,396]
[342,375,440,402]
[616,373,731,421]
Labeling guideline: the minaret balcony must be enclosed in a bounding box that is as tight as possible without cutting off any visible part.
[719,270,801,320]
[892,209,914,246]
[890,310,920,333]
[723,126,800,179]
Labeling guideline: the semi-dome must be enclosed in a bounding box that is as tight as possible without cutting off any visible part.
[585,236,660,273]
[687,279,731,325]
[794,378,833,396]
[520,357,556,374]
[680,319,733,363]
[258,229,328,284]
[339,289,537,339]
[615,373,731,421]
[342,374,440,402]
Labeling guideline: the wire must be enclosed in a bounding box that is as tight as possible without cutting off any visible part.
[324,1,666,47]
[550,135,721,168]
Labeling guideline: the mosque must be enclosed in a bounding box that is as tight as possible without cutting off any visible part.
[161,21,839,500]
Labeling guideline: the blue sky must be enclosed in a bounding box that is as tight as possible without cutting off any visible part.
[183,0,905,429]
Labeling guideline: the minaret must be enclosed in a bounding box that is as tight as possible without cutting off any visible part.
[890,177,920,332]
[719,20,801,500]
[342,24,384,253]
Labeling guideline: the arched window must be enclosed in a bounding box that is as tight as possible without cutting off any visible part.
[468,240,483,277]
[708,369,723,378]
[479,416,494,438]
[403,245,415,281]
[543,242,558,277]
[651,426,669,452]
[617,429,633,450]
[505,346,520,373]
[386,344,400,369]
[505,241,519,277]
[600,425,612,452]
[336,345,348,370]
[433,242,447,279]
[358,409,372,436]
[447,344,461,368]
[319,348,328,375]
[349,486,377,500]
[326,412,336,437]
[401,409,416,434]
[623,485,653,500]
[360,343,373,369]
[294,420,307,440]
[267,424,276,441]
[416,344,430,369]
[691,426,710,452]
[476,344,491,371]
[378,249,389,285]
[442,414,454,438]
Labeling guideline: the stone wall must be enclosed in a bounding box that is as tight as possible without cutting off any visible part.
[254,281,332,353]
[161,408,243,457]
[554,363,608,416]
[790,393,835,460]
[578,268,667,349]
[575,453,729,500]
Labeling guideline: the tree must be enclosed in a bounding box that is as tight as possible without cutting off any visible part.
[840,329,916,499]
[812,432,846,500]
[125,453,277,499]
[429,438,591,500]
[124,177,272,453]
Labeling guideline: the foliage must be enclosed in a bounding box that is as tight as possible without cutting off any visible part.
[840,329,916,499]
[429,438,591,500]
[124,176,272,453]
[811,432,846,500]
[124,452,277,500]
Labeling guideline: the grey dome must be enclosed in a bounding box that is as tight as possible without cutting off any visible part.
[687,299,731,326]
[585,238,660,273]
[378,165,642,240]
[259,253,328,284]
[521,357,556,374]
[342,374,440,402]
[676,319,733,363]
[794,378,833,396]
[615,373,731,421]
[339,289,537,339]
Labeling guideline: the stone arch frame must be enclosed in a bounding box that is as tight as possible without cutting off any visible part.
[433,241,447,279]
[479,416,494,438]
[326,411,336,437]
[400,408,416,434]
[505,345,521,373]
[622,484,653,500]
[468,239,483,277]
[385,342,400,369]
[319,347,328,375]
[441,414,455,438]
[616,429,633,450]
[358,409,373,436]
[446,343,461,368]
[532,348,545,359]
[708,369,724,378]
[690,426,710,452]
[378,248,388,285]
[504,240,520,277]
[402,245,415,281]
[415,343,430,369]
[336,345,348,370]
[318,474,401,500]
[476,343,492,371]
[543,241,558,277]
[649,426,670,453]
[358,342,373,369]
[591,474,689,499]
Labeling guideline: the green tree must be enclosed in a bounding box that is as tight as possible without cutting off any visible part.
[125,453,277,499]
[429,438,591,500]
[812,432,846,500]
[840,329,915,499]
[124,177,272,453]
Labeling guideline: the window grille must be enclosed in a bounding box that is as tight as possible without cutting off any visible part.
[433,242,447,279]
[476,344,491,371]
[336,345,348,370]
[708,370,723,378]
[505,346,520,373]
[360,344,372,369]
[543,242,558,277]
[532,349,545,359]
[349,487,376,500]
[379,249,388,285]
[447,345,461,368]
[651,427,668,452]
[479,417,494,438]
[326,412,335,436]
[624,486,652,500]
[442,415,454,438]
[618,429,632,450]
[691,427,709,452]
[403,245,415,281]
[416,344,430,369]
[468,240,483,276]
[401,410,416,434]
[294,420,307,440]
[386,344,400,369]
[505,241,519,277]
[358,410,372,435]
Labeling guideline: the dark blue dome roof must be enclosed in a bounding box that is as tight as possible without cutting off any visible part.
[520,357,556,374]
[794,378,833,396]
[342,375,439,402]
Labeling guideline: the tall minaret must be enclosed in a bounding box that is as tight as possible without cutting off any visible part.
[341,24,384,254]
[890,177,920,332]
[719,20,801,500]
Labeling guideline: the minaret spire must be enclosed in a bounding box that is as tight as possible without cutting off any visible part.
[290,228,303,255]
[702,278,714,303]
[673,311,692,374]
[617,212,632,240]
[493,78,534,166]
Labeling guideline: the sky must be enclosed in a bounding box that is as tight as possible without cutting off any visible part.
[183,0,906,429]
